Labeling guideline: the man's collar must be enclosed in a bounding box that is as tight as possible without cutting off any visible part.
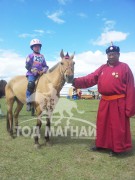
[107,60,119,67]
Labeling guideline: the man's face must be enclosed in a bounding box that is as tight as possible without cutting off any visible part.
[107,52,120,65]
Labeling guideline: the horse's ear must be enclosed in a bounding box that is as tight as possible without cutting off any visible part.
[60,49,64,59]
[70,51,75,60]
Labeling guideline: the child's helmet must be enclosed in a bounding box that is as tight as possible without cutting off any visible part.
[30,39,42,49]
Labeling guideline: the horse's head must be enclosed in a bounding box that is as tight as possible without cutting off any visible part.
[60,49,75,83]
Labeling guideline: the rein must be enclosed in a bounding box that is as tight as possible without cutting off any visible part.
[33,73,44,93]
[34,62,73,93]
[60,62,73,76]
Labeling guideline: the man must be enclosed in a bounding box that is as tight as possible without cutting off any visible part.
[72,44,135,156]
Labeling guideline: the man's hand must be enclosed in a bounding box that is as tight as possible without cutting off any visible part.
[72,78,76,87]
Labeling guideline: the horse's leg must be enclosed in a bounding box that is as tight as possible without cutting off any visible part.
[45,117,51,146]
[6,98,15,136]
[5,84,15,136]
[35,100,52,147]
[14,99,23,135]
[34,105,42,148]
[34,117,42,148]
[44,99,56,146]
[31,105,35,116]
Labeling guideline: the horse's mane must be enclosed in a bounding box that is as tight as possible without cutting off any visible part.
[48,62,60,73]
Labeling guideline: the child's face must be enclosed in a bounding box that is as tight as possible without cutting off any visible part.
[32,44,41,53]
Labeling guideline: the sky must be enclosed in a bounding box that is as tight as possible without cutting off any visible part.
[0,0,135,85]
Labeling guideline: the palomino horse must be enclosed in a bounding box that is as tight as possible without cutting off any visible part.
[5,50,75,147]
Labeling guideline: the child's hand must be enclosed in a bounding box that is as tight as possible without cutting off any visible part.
[31,68,38,73]
[38,70,44,75]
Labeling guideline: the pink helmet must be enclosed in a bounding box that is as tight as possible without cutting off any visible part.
[30,39,42,49]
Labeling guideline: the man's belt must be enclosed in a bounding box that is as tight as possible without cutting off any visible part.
[102,94,125,101]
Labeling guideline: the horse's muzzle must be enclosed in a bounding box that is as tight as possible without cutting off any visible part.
[65,75,74,83]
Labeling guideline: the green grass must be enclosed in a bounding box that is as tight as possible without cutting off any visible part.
[0,97,135,180]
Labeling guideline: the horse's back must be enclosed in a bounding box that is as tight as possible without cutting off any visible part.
[6,75,28,103]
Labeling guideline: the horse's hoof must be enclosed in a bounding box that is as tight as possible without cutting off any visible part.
[9,130,14,137]
[34,144,40,149]
[45,141,52,147]
[15,129,22,136]
[8,134,14,140]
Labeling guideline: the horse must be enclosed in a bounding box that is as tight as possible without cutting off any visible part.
[5,50,75,148]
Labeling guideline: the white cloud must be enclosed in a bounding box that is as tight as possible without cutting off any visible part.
[77,13,87,18]
[34,29,45,34]
[18,29,45,38]
[57,0,71,5]
[0,49,26,81]
[93,31,129,46]
[57,0,66,4]
[18,33,36,38]
[45,30,55,35]
[74,50,135,78]
[0,49,59,82]
[47,10,65,24]
[120,52,135,74]
[74,51,106,76]
[92,19,129,46]
[104,20,116,32]
[17,0,25,2]
[0,49,135,82]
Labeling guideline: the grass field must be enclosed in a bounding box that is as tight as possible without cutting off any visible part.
[0,97,135,180]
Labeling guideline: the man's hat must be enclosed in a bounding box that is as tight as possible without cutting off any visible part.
[106,42,120,54]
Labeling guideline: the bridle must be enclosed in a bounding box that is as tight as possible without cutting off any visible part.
[59,61,74,77]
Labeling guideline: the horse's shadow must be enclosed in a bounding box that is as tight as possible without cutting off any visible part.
[12,126,135,158]
[39,128,135,157]
[39,127,93,145]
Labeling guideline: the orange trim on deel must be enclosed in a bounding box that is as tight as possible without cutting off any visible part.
[102,94,125,101]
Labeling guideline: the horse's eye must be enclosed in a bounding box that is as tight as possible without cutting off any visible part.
[61,62,64,65]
